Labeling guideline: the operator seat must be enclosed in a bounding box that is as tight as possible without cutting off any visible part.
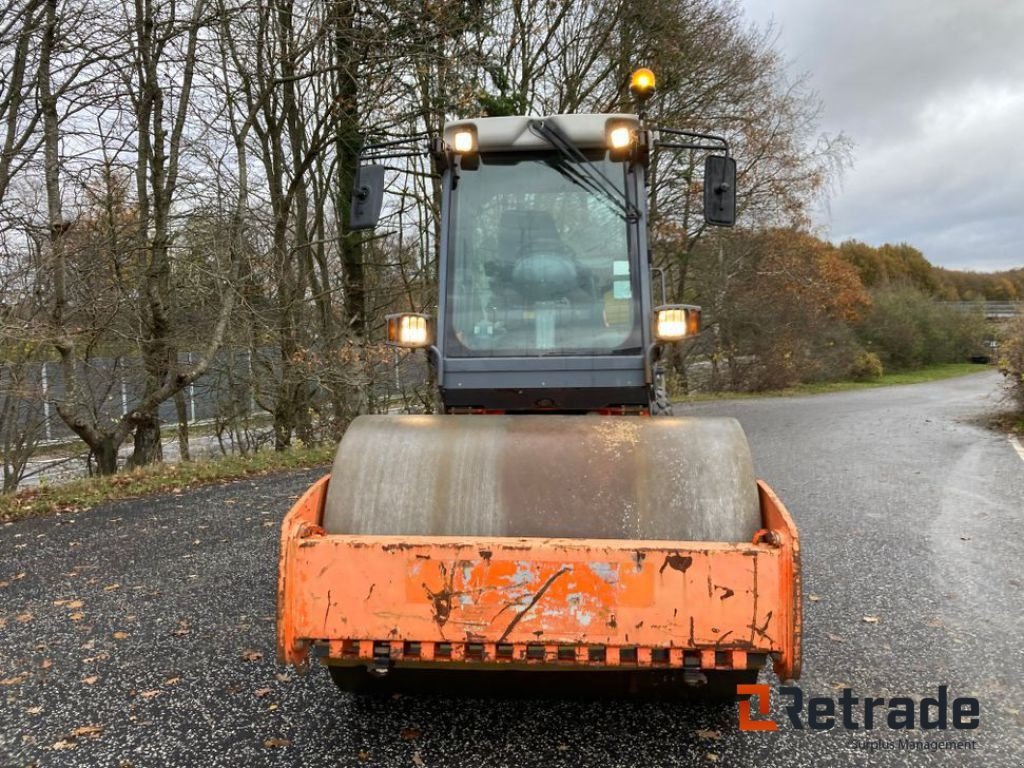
[497,209,579,301]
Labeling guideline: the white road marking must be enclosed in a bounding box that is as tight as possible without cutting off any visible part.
[1010,435,1024,465]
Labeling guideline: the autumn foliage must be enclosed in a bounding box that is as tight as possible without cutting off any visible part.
[998,316,1024,415]
[680,228,991,392]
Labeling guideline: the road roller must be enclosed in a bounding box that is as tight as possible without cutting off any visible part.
[277,70,801,699]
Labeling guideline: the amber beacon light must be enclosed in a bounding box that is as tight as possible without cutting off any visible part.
[630,67,656,98]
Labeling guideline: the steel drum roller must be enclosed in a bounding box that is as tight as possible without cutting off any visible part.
[323,415,761,542]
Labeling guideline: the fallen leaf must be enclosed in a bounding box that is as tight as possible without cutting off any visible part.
[83,676,99,685]
[51,739,77,751]
[27,706,43,715]
[71,725,104,738]
[705,753,719,763]
[14,572,25,580]
[1,674,27,686]
[826,633,845,643]
[862,616,880,624]
[40,659,52,669]
[138,690,162,699]
[165,676,181,685]
[65,600,84,609]
[926,617,943,628]
[808,594,822,602]
[357,749,371,762]
[103,584,120,591]
[241,649,263,662]
[254,687,272,698]
[113,631,129,640]
[275,673,291,683]
[170,620,190,637]
[263,738,290,749]
[53,598,69,606]
[69,612,85,621]
[412,751,425,767]
[16,612,33,623]
[695,729,721,741]
[400,727,421,741]
[266,703,279,711]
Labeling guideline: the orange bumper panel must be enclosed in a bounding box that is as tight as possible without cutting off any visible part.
[277,476,801,680]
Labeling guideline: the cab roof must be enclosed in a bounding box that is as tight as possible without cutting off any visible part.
[443,114,639,152]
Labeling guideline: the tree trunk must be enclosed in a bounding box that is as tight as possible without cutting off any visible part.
[334,0,364,337]
[273,405,292,451]
[127,414,162,468]
[174,389,191,461]
[93,438,119,475]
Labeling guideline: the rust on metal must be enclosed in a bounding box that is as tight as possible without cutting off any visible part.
[659,554,693,574]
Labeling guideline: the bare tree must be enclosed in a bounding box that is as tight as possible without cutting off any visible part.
[36,0,240,473]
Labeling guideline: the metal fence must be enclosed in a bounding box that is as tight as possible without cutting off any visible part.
[942,301,1024,320]
[2,345,431,447]
[4,348,265,446]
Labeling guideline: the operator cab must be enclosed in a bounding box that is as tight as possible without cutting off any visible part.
[438,114,649,412]
[351,102,736,414]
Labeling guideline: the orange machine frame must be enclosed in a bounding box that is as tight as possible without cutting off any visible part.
[278,476,801,680]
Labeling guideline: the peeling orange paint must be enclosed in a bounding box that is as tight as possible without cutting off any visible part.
[277,475,801,680]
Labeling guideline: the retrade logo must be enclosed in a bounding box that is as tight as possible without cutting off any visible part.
[737,684,980,733]
[738,684,778,731]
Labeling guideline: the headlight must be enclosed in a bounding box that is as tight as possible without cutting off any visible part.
[608,125,632,150]
[386,313,432,348]
[654,305,701,342]
[452,129,476,154]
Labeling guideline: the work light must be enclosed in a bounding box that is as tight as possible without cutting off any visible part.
[386,313,432,348]
[452,129,476,153]
[608,125,632,150]
[653,305,701,341]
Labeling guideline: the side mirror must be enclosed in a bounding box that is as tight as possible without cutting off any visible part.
[349,164,385,231]
[703,155,736,227]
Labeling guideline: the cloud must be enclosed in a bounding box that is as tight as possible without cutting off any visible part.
[741,0,1024,270]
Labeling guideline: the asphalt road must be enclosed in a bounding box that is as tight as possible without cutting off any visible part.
[2,370,1022,767]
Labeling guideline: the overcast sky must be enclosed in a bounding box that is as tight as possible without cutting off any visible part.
[739,0,1024,272]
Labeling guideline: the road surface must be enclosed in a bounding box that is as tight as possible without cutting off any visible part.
[1,370,1021,767]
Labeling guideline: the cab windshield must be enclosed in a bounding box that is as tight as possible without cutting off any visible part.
[446,151,640,357]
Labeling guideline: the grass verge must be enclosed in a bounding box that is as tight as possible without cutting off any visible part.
[0,444,335,523]
[676,362,993,402]
[974,410,1024,436]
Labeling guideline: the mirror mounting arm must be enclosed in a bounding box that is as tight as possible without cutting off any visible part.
[348,133,433,231]
[652,127,729,157]
[649,127,736,227]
